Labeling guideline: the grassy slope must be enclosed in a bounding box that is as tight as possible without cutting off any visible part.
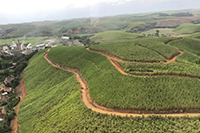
[169,38,200,63]
[90,31,141,43]
[119,61,200,76]
[48,47,200,111]
[90,40,166,62]
[18,49,200,133]
[174,23,200,34]
[90,37,180,61]
[125,22,145,30]
[143,28,175,36]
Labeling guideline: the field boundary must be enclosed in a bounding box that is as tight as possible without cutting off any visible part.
[44,49,200,117]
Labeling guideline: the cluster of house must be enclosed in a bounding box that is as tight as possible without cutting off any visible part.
[0,75,15,122]
[0,39,57,56]
[0,41,35,56]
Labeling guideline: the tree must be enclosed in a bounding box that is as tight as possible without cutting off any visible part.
[3,69,10,77]
[155,30,160,37]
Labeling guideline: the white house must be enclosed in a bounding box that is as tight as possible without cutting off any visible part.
[62,36,70,40]
[27,43,32,49]
[10,41,17,50]
[3,46,9,52]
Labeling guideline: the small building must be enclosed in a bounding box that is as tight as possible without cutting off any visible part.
[3,46,9,52]
[2,92,8,96]
[0,85,12,92]
[0,113,4,121]
[4,75,15,85]
[62,36,70,40]
[27,43,32,49]
[21,43,26,50]
[10,41,18,50]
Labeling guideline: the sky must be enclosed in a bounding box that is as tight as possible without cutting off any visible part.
[0,0,200,24]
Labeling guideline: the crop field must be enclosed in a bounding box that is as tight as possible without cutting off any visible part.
[119,61,200,76]
[18,49,200,132]
[47,46,200,112]
[90,31,141,44]
[125,22,145,31]
[168,37,200,63]
[90,37,180,62]
[143,28,175,36]
[90,40,166,62]
[174,23,200,34]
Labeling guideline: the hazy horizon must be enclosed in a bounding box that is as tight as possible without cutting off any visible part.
[0,0,200,25]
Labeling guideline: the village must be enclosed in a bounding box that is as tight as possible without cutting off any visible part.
[0,75,16,122]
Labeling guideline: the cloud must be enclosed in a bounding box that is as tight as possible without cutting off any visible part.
[0,0,199,24]
[0,0,133,14]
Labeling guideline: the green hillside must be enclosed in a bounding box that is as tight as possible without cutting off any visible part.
[47,46,200,112]
[174,23,200,34]
[18,49,200,132]
[90,31,142,43]
[169,38,200,63]
[90,37,180,62]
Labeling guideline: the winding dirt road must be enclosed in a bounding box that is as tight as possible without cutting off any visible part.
[11,72,27,133]
[44,49,200,117]
[166,51,183,63]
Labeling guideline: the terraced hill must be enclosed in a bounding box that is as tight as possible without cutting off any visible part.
[46,46,200,113]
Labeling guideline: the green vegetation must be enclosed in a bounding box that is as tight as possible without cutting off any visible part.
[90,40,166,62]
[119,61,200,77]
[90,37,180,61]
[125,22,145,30]
[143,28,175,36]
[174,23,200,34]
[125,22,157,33]
[90,31,141,44]
[48,47,200,112]
[18,49,200,132]
[169,37,200,63]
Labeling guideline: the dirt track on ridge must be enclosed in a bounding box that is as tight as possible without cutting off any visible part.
[44,49,200,117]
[11,72,27,133]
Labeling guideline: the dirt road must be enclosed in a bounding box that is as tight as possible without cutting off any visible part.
[166,51,183,63]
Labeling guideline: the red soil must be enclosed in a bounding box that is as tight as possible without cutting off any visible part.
[12,72,27,133]
[44,49,200,117]
[166,51,183,63]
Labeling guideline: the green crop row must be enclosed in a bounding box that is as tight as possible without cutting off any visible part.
[119,61,200,77]
[18,49,200,132]
[90,31,141,44]
[48,47,200,112]
[90,37,180,62]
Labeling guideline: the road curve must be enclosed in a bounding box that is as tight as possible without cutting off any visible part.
[44,49,200,117]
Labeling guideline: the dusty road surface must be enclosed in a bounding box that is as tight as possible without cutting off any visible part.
[166,51,183,63]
